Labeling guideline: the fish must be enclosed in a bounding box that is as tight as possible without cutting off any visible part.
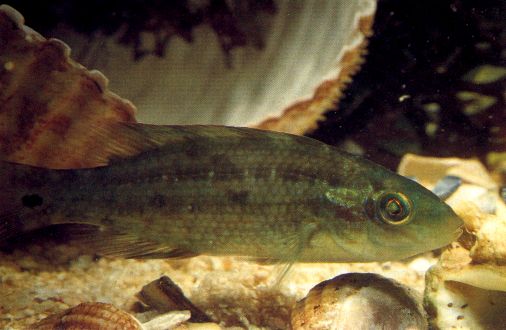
[0,124,463,263]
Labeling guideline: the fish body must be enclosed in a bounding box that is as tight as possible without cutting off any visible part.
[0,124,463,263]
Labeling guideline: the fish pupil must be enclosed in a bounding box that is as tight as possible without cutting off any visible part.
[21,194,43,208]
[377,192,412,225]
[386,199,402,216]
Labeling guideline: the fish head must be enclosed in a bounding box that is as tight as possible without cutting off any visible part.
[358,171,464,261]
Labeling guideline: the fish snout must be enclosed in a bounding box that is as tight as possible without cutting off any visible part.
[440,212,464,244]
[452,226,464,241]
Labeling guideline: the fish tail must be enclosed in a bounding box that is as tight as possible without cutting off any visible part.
[0,161,51,244]
[0,196,25,244]
[0,212,23,242]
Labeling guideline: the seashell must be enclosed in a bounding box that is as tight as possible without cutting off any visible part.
[290,272,428,330]
[49,0,376,134]
[28,302,144,330]
[398,154,499,215]
[0,4,137,168]
[398,154,498,191]
[173,322,223,330]
[486,151,506,185]
[28,302,191,330]
[400,155,506,328]
[424,243,506,329]
[0,1,376,167]
[137,276,212,323]
[423,195,506,329]
[431,175,462,200]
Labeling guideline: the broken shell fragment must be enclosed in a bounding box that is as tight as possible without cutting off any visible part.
[404,155,506,328]
[291,273,427,330]
[138,276,212,323]
[431,175,462,200]
[398,154,500,216]
[27,302,191,330]
[424,243,506,329]
[423,201,506,329]
[398,154,498,190]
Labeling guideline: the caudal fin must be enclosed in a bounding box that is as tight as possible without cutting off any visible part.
[0,194,30,246]
[0,161,49,245]
[0,212,20,241]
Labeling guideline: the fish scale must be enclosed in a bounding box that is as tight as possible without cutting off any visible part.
[46,150,330,258]
[0,124,462,263]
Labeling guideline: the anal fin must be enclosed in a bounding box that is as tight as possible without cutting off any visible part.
[49,223,198,259]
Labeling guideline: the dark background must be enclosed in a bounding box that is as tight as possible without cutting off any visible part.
[310,0,505,172]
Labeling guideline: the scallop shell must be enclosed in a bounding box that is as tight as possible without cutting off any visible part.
[0,1,375,166]
[49,0,376,134]
[0,4,137,168]
[290,272,427,330]
[27,302,191,330]
[398,154,506,329]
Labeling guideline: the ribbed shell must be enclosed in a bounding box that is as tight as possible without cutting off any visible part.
[0,5,137,169]
[28,302,143,330]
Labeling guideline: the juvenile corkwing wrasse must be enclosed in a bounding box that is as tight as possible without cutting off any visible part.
[0,124,463,263]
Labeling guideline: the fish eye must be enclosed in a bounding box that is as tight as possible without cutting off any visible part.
[376,192,412,225]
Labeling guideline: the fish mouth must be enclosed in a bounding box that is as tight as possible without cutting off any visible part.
[452,226,464,241]
[448,210,465,241]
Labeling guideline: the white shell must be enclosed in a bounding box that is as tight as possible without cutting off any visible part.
[424,243,506,329]
[51,0,376,133]
[291,273,427,330]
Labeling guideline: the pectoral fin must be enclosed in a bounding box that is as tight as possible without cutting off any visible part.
[255,222,319,284]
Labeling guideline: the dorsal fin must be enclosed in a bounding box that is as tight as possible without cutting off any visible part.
[83,123,325,166]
